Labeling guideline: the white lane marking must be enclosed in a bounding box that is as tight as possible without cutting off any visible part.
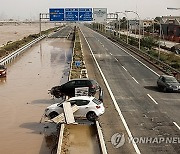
[102,44,104,47]
[122,66,139,84]
[122,66,128,72]
[80,28,141,154]
[110,53,112,56]
[147,94,158,104]
[132,77,139,84]
[173,122,180,130]
[92,28,160,77]
[115,58,118,62]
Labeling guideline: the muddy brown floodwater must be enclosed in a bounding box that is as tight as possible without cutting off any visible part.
[0,38,73,154]
[0,23,59,47]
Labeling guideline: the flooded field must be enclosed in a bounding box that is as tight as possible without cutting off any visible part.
[0,38,72,154]
[0,22,59,47]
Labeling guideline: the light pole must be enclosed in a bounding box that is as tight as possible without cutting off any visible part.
[125,10,141,50]
[153,19,162,60]
[158,23,162,61]
[115,12,128,43]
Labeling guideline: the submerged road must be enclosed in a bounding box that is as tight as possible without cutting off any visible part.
[0,36,73,153]
[80,25,180,154]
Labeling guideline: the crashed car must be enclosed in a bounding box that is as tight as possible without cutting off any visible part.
[44,96,105,121]
[50,78,100,98]
[0,65,7,77]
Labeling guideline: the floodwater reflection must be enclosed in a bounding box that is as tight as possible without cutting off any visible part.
[0,38,72,154]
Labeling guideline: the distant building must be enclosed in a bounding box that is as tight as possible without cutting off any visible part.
[160,16,180,43]
[128,19,153,30]
[143,20,153,28]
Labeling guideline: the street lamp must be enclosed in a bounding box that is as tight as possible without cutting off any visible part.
[115,12,129,43]
[125,10,141,50]
[153,19,162,60]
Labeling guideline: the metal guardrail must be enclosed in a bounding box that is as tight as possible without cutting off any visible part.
[0,35,46,65]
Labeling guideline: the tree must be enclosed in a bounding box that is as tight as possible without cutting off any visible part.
[120,17,127,30]
[141,36,158,50]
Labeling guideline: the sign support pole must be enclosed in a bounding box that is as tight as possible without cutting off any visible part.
[39,13,42,36]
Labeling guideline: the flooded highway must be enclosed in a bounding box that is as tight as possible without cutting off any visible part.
[0,37,73,154]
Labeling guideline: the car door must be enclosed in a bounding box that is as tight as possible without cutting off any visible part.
[71,99,90,117]
[157,76,164,87]
[62,80,76,96]
[161,77,166,87]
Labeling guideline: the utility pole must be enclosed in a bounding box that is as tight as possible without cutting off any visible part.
[125,10,141,50]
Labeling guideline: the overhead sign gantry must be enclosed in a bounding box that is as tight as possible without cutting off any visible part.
[39,8,107,35]
[49,8,93,22]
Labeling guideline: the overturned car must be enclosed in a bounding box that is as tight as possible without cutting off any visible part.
[50,78,100,98]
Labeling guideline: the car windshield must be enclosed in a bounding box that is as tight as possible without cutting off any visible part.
[165,76,178,83]
[92,98,102,105]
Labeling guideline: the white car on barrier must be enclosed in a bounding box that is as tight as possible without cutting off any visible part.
[44,96,105,121]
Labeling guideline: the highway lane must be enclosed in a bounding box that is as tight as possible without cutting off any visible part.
[80,26,180,154]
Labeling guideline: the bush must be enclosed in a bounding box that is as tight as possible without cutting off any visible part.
[129,37,138,47]
[141,36,158,50]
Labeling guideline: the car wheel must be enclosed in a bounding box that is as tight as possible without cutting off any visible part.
[54,93,61,98]
[49,112,59,119]
[157,85,161,91]
[86,112,97,122]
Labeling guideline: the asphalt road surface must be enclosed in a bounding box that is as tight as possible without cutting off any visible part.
[80,25,180,154]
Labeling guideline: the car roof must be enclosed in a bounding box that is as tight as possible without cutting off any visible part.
[68,96,95,101]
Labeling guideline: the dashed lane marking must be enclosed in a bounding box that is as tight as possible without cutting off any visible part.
[132,77,139,84]
[115,58,118,62]
[147,94,158,104]
[173,122,180,130]
[92,28,160,77]
[81,28,141,154]
[122,66,128,72]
